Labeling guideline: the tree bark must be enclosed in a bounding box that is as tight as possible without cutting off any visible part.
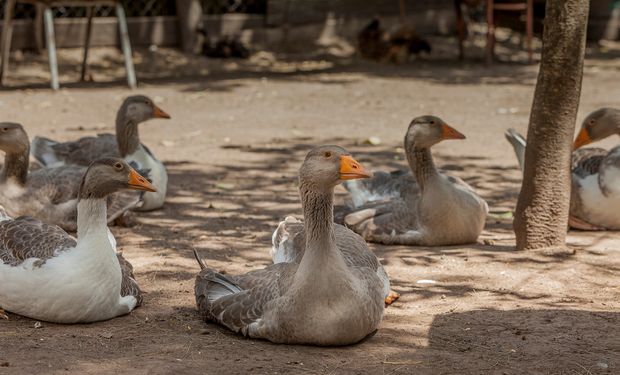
[514,0,589,251]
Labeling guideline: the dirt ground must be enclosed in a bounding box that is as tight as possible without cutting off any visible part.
[0,34,619,374]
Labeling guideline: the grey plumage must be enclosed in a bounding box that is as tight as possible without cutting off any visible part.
[195,146,386,346]
[31,134,118,167]
[339,116,487,246]
[31,95,170,167]
[0,124,144,231]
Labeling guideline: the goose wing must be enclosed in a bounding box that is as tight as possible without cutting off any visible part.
[0,213,76,267]
[31,134,119,167]
[116,252,143,306]
[195,262,296,334]
[26,165,84,204]
[571,147,608,178]
[343,170,419,207]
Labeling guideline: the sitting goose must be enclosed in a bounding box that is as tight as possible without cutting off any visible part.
[340,116,488,246]
[31,95,170,211]
[0,159,153,323]
[506,125,620,230]
[0,123,143,231]
[195,146,386,346]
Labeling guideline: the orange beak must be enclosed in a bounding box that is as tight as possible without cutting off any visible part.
[339,155,373,180]
[573,128,592,149]
[441,124,466,140]
[127,169,157,192]
[153,105,171,119]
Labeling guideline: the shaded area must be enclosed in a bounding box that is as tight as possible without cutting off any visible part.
[420,309,619,374]
[1,137,619,374]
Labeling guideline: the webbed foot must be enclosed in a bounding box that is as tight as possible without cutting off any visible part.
[569,215,605,231]
[385,290,401,307]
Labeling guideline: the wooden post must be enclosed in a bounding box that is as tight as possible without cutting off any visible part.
[34,4,44,53]
[398,0,406,25]
[454,0,465,60]
[486,0,494,64]
[0,0,15,85]
[80,6,94,82]
[526,0,533,64]
[176,0,203,53]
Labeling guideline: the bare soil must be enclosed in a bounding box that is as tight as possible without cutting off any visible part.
[1,37,619,374]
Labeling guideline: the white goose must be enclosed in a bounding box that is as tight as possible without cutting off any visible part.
[31,95,170,211]
[570,146,620,229]
[506,114,620,230]
[0,158,154,323]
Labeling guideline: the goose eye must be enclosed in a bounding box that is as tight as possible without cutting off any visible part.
[114,162,123,170]
[430,120,435,125]
[324,151,332,158]
[1,128,7,132]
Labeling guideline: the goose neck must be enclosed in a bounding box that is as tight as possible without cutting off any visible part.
[76,198,109,241]
[299,184,337,257]
[116,115,140,157]
[2,147,29,185]
[407,146,439,188]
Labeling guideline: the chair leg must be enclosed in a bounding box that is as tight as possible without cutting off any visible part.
[43,7,59,90]
[34,4,44,53]
[454,0,465,61]
[0,0,16,85]
[526,0,533,64]
[486,0,494,64]
[81,6,94,82]
[115,3,136,89]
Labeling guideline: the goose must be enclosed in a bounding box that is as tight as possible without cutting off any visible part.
[339,116,488,246]
[270,218,399,306]
[0,158,154,323]
[506,122,620,230]
[31,95,170,211]
[0,123,145,231]
[194,146,387,346]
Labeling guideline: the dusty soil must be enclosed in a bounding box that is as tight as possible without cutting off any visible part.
[1,35,620,374]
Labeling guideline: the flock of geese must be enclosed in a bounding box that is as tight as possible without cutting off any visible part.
[0,95,618,346]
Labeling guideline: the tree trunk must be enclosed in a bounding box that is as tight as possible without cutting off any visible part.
[514,0,590,251]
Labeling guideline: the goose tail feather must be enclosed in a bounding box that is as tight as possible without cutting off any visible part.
[504,128,527,171]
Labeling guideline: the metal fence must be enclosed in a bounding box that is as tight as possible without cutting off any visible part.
[200,0,266,14]
[0,0,266,19]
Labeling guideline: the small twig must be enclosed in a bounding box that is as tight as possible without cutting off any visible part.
[571,361,593,375]
[382,361,422,365]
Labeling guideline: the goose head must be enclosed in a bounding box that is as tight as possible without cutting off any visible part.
[299,146,372,191]
[118,95,171,125]
[79,158,156,200]
[0,122,29,154]
[574,108,620,149]
[404,115,465,150]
